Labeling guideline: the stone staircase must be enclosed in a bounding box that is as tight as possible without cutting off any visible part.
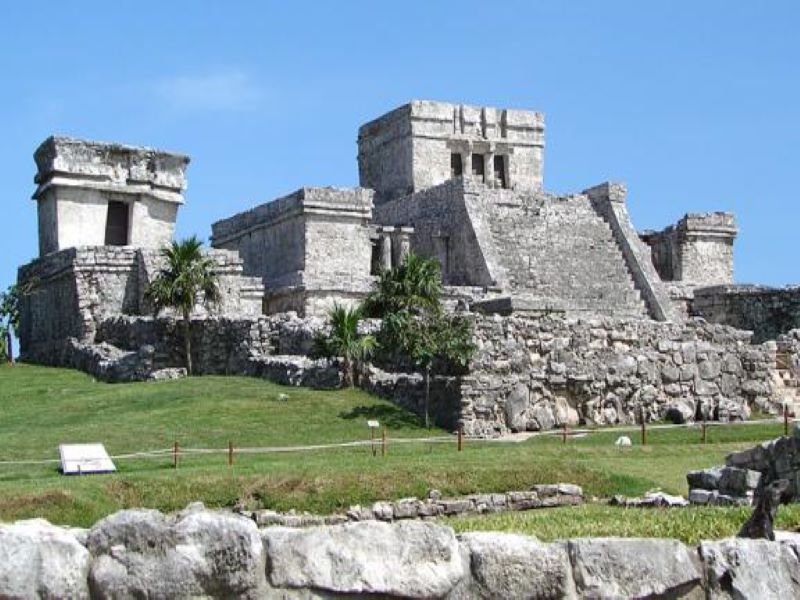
[485,194,649,319]
[776,350,800,417]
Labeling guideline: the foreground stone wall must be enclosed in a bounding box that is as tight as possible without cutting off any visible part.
[692,284,800,343]
[462,314,778,437]
[2,503,799,599]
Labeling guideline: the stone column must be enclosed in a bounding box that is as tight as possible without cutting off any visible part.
[396,228,412,265]
[380,234,392,272]
[485,151,494,187]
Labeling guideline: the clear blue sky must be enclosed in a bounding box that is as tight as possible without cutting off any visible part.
[1,1,797,293]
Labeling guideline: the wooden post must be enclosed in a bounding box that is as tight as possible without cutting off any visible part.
[6,329,13,366]
[701,418,707,445]
[371,427,376,457]
[228,441,234,466]
[785,404,790,437]
[173,441,179,469]
[640,407,647,446]
[457,424,463,452]
[562,423,567,445]
[381,427,387,457]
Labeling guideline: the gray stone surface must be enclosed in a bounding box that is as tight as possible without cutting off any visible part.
[3,507,800,599]
[33,136,189,256]
[358,100,544,204]
[700,538,800,599]
[452,532,576,599]
[211,186,375,317]
[87,505,267,599]
[249,485,582,526]
[263,520,464,598]
[462,314,777,436]
[692,284,800,343]
[640,212,737,286]
[0,518,91,599]
[567,537,703,598]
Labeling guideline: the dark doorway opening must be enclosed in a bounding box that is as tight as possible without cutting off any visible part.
[105,201,129,246]
[450,153,463,178]
[471,154,485,182]
[494,155,507,188]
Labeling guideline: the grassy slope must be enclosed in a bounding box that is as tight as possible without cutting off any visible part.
[1,363,798,540]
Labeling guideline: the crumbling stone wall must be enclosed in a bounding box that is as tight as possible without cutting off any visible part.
[2,504,799,599]
[691,285,800,343]
[17,247,263,364]
[640,212,737,286]
[461,314,778,437]
[211,187,375,316]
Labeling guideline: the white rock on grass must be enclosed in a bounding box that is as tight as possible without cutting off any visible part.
[568,537,702,598]
[263,520,464,598]
[87,505,267,599]
[700,538,800,599]
[450,531,576,599]
[0,518,91,599]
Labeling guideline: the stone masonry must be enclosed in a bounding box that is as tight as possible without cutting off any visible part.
[3,503,800,598]
[14,98,800,435]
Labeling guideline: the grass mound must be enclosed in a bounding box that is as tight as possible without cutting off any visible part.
[0,363,793,539]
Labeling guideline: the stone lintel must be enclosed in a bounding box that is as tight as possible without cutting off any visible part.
[358,100,545,147]
[32,136,189,203]
[677,212,738,240]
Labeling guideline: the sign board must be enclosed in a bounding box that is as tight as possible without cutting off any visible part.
[367,420,380,429]
[59,443,116,475]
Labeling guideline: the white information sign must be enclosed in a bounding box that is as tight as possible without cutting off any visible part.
[367,420,380,429]
[59,443,116,475]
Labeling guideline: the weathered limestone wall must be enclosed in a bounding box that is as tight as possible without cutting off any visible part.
[691,285,800,343]
[640,212,737,286]
[375,178,495,287]
[461,314,778,437]
[689,426,800,506]
[211,187,374,316]
[2,504,799,599]
[358,100,544,203]
[17,247,141,357]
[377,179,662,319]
[17,248,264,364]
[32,136,188,256]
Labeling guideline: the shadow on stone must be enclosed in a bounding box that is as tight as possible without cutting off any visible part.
[737,477,791,541]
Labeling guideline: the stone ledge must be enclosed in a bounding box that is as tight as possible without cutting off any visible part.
[246,484,584,527]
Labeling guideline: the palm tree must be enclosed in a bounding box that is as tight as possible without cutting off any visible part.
[314,304,377,387]
[145,237,219,375]
[363,252,442,317]
[362,252,474,427]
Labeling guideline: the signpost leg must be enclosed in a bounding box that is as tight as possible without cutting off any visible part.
[785,405,789,437]
[173,441,179,469]
[381,427,387,457]
[457,424,463,452]
[228,441,234,466]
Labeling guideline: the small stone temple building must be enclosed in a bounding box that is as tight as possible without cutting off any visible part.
[15,100,800,435]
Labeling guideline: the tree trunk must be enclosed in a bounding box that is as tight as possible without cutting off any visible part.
[183,309,193,375]
[343,357,353,387]
[6,327,12,366]
[424,364,431,429]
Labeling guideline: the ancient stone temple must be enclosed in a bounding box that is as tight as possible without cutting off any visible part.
[15,99,800,435]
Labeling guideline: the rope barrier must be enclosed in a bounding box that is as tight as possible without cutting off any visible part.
[0,417,792,467]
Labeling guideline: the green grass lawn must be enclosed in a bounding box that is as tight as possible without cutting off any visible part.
[1,363,797,541]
